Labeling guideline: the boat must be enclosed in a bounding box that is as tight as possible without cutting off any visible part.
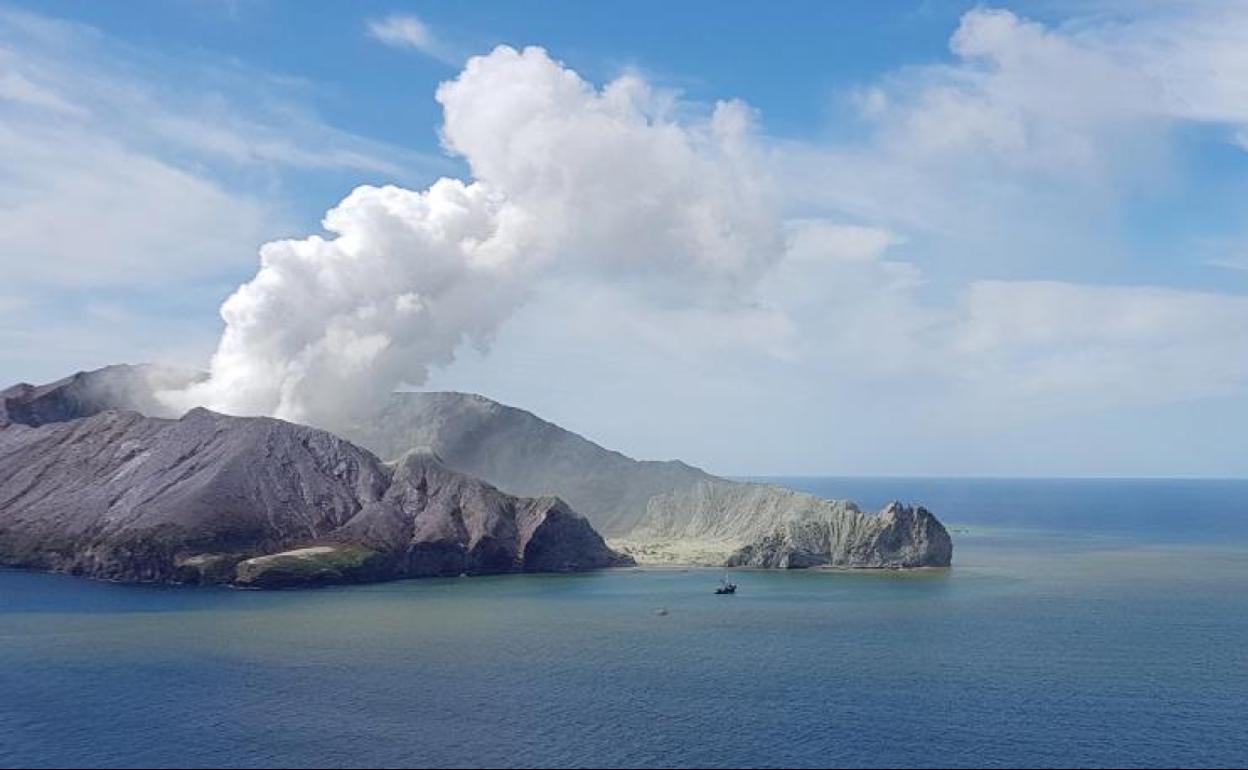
[714,575,737,595]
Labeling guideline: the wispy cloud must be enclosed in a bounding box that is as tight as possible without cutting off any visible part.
[366,14,459,65]
[0,9,441,179]
[0,6,450,291]
[0,67,83,114]
[0,6,450,386]
[1209,255,1248,272]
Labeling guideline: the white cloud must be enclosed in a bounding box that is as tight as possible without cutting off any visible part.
[161,25,1248,453]
[1209,254,1248,272]
[0,6,449,390]
[5,4,1247,475]
[945,280,1248,407]
[436,47,780,293]
[861,6,1248,171]
[0,67,81,114]
[0,121,273,287]
[367,14,457,64]
[789,5,1248,274]
[0,9,437,179]
[166,46,781,429]
[762,225,1248,411]
[0,8,446,290]
[431,230,1248,474]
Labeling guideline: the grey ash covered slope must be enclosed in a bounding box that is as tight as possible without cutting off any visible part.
[0,405,628,587]
[346,392,952,568]
[345,391,717,535]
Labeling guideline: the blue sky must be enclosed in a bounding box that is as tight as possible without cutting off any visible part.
[1,1,1246,476]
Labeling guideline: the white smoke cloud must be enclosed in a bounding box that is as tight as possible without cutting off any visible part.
[158,18,1248,472]
[164,46,781,428]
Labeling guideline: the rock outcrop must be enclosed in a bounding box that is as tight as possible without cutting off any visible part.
[0,407,629,587]
[619,480,951,568]
[725,501,951,569]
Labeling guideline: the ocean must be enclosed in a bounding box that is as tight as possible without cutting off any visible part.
[2,478,1247,768]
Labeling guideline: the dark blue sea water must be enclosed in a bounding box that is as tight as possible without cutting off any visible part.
[3,478,1248,769]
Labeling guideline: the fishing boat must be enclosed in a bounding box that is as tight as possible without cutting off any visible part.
[714,575,737,595]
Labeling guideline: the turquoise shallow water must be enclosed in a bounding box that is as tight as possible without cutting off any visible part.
[2,478,1248,768]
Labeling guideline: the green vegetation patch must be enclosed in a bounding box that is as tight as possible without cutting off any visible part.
[233,545,384,588]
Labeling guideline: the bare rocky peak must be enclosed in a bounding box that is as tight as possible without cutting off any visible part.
[0,363,198,428]
[0,405,627,587]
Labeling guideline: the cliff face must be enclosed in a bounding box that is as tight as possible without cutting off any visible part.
[332,450,631,581]
[724,501,952,569]
[623,480,952,569]
[0,408,628,587]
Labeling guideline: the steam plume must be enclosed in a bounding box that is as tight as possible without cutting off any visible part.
[162,46,780,429]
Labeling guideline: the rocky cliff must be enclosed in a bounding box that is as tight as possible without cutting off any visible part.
[621,480,952,568]
[332,448,631,580]
[0,406,628,587]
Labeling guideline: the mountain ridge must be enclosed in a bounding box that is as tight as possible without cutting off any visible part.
[0,405,628,586]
